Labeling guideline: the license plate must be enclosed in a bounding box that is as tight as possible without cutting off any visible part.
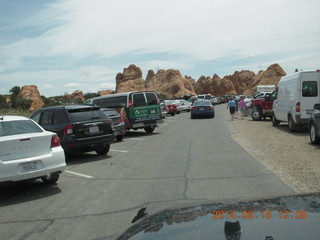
[200,108,204,110]
[20,161,39,173]
[150,109,157,114]
[89,126,99,133]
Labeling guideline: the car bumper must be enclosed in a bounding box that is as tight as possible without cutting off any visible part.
[0,147,66,183]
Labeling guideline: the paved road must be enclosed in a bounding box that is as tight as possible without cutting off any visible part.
[0,104,294,240]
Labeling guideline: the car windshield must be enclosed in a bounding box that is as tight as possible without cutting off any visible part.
[0,120,43,137]
[1,1,319,239]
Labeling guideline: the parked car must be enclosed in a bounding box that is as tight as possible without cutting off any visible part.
[101,108,126,141]
[85,91,163,133]
[191,100,215,119]
[30,105,115,156]
[0,116,66,184]
[272,70,320,132]
[250,92,275,121]
[160,102,169,118]
[164,101,178,116]
[254,91,272,99]
[164,100,183,114]
[308,103,320,144]
[177,99,192,112]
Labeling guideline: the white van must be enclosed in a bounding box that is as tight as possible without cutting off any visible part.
[272,70,320,131]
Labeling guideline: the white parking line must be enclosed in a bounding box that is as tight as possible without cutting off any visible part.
[126,138,145,141]
[65,170,94,179]
[110,149,128,153]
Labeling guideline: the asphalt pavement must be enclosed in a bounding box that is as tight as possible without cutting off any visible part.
[0,104,294,240]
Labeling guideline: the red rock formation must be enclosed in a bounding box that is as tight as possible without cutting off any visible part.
[115,64,146,93]
[98,90,114,96]
[18,85,44,110]
[69,90,85,101]
[145,69,196,98]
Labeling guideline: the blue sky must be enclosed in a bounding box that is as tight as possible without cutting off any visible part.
[0,0,319,97]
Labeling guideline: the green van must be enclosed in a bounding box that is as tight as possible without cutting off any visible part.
[84,91,163,133]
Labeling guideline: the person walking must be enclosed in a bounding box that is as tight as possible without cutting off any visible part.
[227,97,236,120]
[238,97,247,119]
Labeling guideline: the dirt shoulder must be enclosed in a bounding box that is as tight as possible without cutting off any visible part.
[228,110,320,194]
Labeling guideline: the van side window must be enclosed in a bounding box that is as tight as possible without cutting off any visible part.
[145,92,158,105]
[133,94,146,107]
[302,81,318,97]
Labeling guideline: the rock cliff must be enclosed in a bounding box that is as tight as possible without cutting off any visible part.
[18,85,44,110]
[145,69,197,98]
[115,64,146,93]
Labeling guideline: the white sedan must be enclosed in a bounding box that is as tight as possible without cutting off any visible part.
[0,116,66,184]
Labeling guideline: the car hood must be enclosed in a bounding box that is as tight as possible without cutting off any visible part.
[117,192,320,240]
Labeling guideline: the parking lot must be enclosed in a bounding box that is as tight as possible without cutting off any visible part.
[0,104,312,239]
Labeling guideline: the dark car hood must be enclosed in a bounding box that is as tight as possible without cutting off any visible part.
[116,192,320,240]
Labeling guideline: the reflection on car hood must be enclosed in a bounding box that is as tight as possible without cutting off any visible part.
[117,192,320,240]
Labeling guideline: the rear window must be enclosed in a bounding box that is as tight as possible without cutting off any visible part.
[145,92,158,105]
[93,96,127,108]
[133,93,146,107]
[194,100,211,106]
[0,120,43,137]
[103,110,119,117]
[302,81,318,97]
[68,108,107,122]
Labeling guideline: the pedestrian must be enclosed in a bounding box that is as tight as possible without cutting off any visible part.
[227,97,236,120]
[238,97,247,119]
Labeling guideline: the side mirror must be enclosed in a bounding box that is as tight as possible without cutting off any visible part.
[314,103,320,110]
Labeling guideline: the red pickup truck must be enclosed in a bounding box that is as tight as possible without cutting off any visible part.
[250,93,275,121]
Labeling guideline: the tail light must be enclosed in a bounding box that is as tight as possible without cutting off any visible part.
[296,102,301,112]
[192,107,196,110]
[63,124,73,135]
[51,135,61,148]
[207,106,213,110]
[128,100,133,107]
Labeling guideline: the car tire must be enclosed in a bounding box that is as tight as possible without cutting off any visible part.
[211,113,215,118]
[309,122,320,144]
[177,111,180,114]
[42,173,60,184]
[144,125,156,133]
[272,113,280,126]
[251,106,263,121]
[170,112,175,116]
[116,135,123,141]
[288,115,298,132]
[95,144,110,155]
[191,114,194,119]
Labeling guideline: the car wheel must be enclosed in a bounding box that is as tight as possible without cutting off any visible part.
[42,173,60,184]
[272,113,280,126]
[116,135,124,141]
[211,113,215,118]
[95,144,110,155]
[170,112,175,116]
[288,115,298,132]
[177,111,180,114]
[191,114,194,119]
[144,125,156,133]
[251,106,262,121]
[309,122,320,144]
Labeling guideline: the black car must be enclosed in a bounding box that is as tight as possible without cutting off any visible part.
[308,103,320,144]
[101,108,126,141]
[30,105,115,156]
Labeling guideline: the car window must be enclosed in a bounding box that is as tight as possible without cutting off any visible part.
[40,111,53,125]
[133,93,146,107]
[68,108,107,122]
[145,92,158,105]
[0,120,43,137]
[302,81,318,97]
[30,111,41,123]
[93,96,127,108]
[53,111,68,124]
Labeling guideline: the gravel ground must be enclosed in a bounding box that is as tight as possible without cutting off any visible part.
[226,107,320,194]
